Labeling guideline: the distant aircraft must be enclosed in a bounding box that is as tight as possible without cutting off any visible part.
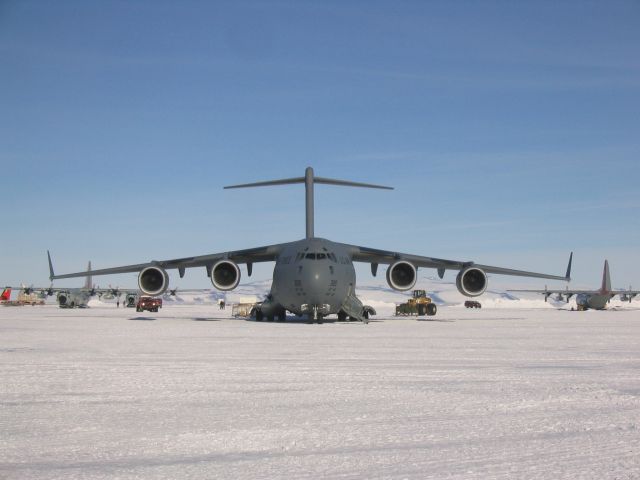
[14,263,138,308]
[509,260,639,311]
[48,167,572,323]
[41,261,96,308]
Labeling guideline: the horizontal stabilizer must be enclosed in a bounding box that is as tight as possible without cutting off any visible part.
[224,177,305,189]
[314,176,393,190]
[224,176,393,190]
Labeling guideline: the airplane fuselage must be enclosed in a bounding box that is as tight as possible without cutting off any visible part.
[575,292,613,311]
[270,238,356,318]
[57,289,91,308]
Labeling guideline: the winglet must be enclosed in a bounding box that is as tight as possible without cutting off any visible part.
[565,252,573,281]
[47,250,55,281]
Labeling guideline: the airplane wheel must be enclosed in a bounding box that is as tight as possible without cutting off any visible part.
[337,311,347,322]
[363,310,369,320]
[256,311,264,322]
[277,311,286,322]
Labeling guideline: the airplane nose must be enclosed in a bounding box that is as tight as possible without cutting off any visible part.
[298,264,331,303]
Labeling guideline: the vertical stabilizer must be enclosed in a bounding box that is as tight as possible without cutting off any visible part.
[224,167,393,238]
[84,261,93,290]
[601,260,611,293]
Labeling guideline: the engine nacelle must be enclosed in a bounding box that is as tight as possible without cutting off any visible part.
[455,266,487,297]
[386,261,417,291]
[57,292,68,306]
[138,266,169,296]
[211,260,241,291]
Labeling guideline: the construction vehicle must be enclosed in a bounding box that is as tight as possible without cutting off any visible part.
[395,289,437,316]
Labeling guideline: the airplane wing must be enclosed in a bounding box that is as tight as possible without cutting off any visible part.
[164,287,216,296]
[611,290,640,300]
[47,243,287,281]
[339,243,572,282]
[508,288,594,295]
[7,285,94,298]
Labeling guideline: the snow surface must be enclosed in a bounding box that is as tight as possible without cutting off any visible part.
[1,303,639,480]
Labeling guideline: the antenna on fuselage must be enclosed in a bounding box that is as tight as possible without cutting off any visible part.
[224,166,393,239]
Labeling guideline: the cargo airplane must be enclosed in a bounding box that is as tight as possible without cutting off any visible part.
[509,260,638,311]
[14,262,97,308]
[48,167,572,323]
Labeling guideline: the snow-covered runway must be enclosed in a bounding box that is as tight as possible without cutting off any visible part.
[1,305,639,479]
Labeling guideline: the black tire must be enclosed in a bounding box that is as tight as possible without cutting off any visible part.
[417,304,427,316]
[256,310,264,322]
[363,310,369,320]
[426,303,437,316]
[337,311,347,322]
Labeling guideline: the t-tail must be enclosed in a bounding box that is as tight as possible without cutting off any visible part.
[224,166,393,239]
[1,287,11,302]
[601,260,611,293]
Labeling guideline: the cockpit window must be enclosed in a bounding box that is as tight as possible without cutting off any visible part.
[300,252,336,260]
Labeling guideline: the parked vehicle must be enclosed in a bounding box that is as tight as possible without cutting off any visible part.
[464,300,482,309]
[136,296,162,312]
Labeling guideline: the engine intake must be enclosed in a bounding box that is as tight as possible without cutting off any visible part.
[138,266,169,296]
[211,260,241,291]
[456,266,487,297]
[386,261,417,291]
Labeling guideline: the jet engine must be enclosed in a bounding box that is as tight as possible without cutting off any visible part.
[455,266,487,297]
[210,260,241,291]
[138,266,169,296]
[386,261,417,291]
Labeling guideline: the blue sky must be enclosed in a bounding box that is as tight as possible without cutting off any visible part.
[1,1,639,290]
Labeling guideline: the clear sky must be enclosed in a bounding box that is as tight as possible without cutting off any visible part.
[1,1,639,290]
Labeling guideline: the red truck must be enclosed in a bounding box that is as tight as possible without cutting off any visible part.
[136,296,162,312]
